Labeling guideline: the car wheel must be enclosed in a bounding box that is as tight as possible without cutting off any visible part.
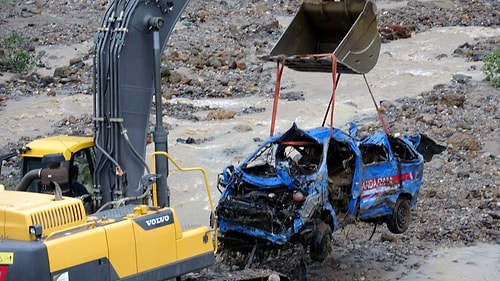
[387,197,411,234]
[309,222,333,262]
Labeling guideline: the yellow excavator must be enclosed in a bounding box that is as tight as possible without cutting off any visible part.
[0,0,217,280]
[0,0,381,280]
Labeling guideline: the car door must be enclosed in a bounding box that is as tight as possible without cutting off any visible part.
[357,134,400,220]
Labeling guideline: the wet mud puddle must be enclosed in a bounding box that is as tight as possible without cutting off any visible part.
[400,244,500,281]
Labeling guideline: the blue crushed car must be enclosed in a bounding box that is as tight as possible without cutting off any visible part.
[215,123,443,261]
[214,0,446,260]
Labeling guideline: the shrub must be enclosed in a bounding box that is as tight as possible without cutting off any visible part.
[481,48,500,88]
[0,32,36,73]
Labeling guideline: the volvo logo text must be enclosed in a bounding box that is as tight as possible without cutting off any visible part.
[146,215,170,226]
[135,209,174,230]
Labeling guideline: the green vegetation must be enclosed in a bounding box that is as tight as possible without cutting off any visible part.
[0,32,36,73]
[481,48,500,88]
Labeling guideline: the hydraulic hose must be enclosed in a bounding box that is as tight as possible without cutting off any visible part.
[95,174,159,212]
[95,181,153,213]
[120,123,151,175]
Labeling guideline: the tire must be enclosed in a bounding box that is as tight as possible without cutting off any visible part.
[387,197,411,234]
[309,222,333,262]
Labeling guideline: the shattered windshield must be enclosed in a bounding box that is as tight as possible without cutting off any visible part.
[241,143,277,177]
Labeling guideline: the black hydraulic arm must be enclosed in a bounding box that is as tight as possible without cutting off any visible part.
[93,0,190,206]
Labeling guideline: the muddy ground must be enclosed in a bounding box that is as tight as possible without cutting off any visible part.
[0,0,499,280]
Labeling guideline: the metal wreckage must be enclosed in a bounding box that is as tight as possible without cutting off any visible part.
[214,0,446,268]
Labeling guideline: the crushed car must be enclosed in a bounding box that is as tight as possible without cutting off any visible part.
[214,0,445,263]
[215,123,444,261]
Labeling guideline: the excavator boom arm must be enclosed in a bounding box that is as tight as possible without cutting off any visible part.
[93,0,189,205]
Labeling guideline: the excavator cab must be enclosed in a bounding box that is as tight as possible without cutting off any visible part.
[16,135,95,197]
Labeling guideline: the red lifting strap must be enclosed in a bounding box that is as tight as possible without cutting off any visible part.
[270,57,286,137]
[270,54,338,137]
[269,54,389,137]
[363,74,389,135]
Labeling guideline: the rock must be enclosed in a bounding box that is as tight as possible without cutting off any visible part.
[234,60,247,70]
[455,121,472,130]
[448,132,481,151]
[176,137,197,144]
[162,91,174,100]
[426,189,438,198]
[207,57,222,68]
[75,34,87,42]
[435,53,448,60]
[53,66,70,78]
[379,24,412,41]
[417,114,435,125]
[381,232,398,243]
[440,93,466,107]
[40,76,55,85]
[280,91,304,101]
[338,264,348,270]
[67,115,77,124]
[167,71,183,84]
[69,57,81,66]
[83,128,93,136]
[228,24,238,34]
[233,124,252,133]
[452,73,472,84]
[207,109,236,120]
[46,89,56,96]
[456,170,470,178]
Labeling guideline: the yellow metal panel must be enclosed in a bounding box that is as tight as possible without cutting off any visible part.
[0,190,58,210]
[0,187,4,238]
[20,135,94,160]
[131,210,178,272]
[0,208,3,239]
[103,220,138,278]
[170,209,183,240]
[3,211,32,241]
[176,226,214,260]
[45,227,108,272]
[0,190,86,241]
